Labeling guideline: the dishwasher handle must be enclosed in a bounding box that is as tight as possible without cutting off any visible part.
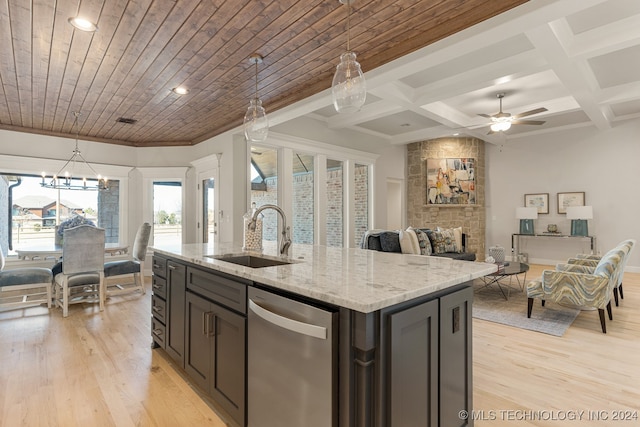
[249,299,327,340]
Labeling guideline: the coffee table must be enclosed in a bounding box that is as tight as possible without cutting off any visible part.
[479,262,529,300]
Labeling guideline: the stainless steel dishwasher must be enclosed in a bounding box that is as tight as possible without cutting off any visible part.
[248,287,338,427]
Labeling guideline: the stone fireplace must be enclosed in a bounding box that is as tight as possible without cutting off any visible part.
[406,137,486,260]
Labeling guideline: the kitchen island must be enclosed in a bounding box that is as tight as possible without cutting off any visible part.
[150,242,496,427]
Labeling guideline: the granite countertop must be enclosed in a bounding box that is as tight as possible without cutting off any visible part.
[151,242,497,313]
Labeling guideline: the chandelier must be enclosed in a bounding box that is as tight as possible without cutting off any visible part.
[332,0,366,113]
[41,112,108,191]
[243,54,269,142]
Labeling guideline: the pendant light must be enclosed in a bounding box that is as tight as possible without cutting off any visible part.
[332,0,366,113]
[243,54,269,142]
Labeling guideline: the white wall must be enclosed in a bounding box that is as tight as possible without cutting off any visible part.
[485,120,640,270]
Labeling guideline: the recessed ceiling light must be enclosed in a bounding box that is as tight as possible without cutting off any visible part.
[68,17,98,32]
[453,133,460,136]
[172,86,189,95]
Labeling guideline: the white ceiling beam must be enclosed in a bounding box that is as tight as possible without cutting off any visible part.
[326,101,405,129]
[526,21,612,130]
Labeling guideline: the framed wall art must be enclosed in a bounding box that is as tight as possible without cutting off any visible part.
[557,191,585,214]
[426,158,476,205]
[524,193,549,214]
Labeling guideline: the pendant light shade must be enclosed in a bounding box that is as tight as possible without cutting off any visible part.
[332,52,366,113]
[244,54,269,142]
[332,0,366,113]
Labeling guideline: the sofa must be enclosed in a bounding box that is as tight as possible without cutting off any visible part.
[360,227,476,261]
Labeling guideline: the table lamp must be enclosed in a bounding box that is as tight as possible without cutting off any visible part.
[516,207,538,235]
[566,206,593,236]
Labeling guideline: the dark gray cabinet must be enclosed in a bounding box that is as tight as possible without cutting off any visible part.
[165,260,186,366]
[389,298,439,427]
[185,291,246,427]
[184,266,249,427]
[387,285,473,427]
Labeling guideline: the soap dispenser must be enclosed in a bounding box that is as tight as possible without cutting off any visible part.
[243,202,263,251]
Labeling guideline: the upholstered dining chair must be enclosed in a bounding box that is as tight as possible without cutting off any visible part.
[104,222,151,296]
[0,251,52,310]
[53,225,105,317]
[526,250,621,333]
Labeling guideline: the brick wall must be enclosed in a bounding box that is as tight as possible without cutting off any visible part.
[407,137,486,260]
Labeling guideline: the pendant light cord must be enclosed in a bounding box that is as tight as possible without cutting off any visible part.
[254,59,258,100]
[346,1,351,52]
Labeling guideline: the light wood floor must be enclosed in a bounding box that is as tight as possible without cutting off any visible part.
[1,265,639,426]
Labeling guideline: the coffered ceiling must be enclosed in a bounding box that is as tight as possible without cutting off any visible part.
[1,0,638,148]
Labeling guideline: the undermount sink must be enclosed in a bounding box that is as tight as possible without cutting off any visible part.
[207,254,294,268]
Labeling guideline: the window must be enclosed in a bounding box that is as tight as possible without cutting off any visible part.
[153,181,182,245]
[292,152,314,244]
[1,173,118,255]
[202,178,215,243]
[251,146,278,242]
[354,163,369,247]
[326,159,343,247]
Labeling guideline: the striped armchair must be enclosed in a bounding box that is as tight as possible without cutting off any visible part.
[566,240,635,306]
[526,250,622,333]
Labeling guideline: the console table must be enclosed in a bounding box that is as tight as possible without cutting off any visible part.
[511,233,596,261]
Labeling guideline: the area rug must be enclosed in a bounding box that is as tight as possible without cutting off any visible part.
[472,281,580,336]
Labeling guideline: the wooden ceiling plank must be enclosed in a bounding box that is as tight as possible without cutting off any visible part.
[83,0,169,138]
[31,1,57,130]
[4,0,32,128]
[110,0,255,143]
[135,0,281,142]
[107,0,219,141]
[0,1,20,126]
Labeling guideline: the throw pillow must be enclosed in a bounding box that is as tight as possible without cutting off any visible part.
[399,228,421,254]
[437,226,464,253]
[427,229,458,254]
[367,235,383,251]
[415,229,433,256]
[405,227,421,254]
[379,231,402,253]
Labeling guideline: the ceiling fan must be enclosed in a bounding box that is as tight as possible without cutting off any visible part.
[478,93,547,134]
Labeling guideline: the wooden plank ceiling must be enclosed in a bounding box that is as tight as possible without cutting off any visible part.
[0,0,528,147]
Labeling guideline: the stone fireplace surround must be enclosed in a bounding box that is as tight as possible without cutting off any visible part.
[406,137,486,261]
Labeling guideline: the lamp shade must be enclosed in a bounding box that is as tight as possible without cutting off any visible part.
[515,207,538,219]
[566,206,593,220]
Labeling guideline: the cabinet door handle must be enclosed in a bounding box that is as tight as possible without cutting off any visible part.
[152,328,163,336]
[152,305,162,313]
[202,312,208,335]
[168,264,177,271]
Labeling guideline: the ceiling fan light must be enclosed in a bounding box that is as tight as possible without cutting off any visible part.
[244,98,269,142]
[490,121,511,132]
[332,52,366,113]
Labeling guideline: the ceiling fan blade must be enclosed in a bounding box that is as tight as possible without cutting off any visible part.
[513,107,547,119]
[478,113,492,118]
[511,119,545,125]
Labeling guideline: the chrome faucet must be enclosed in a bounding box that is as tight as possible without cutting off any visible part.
[248,204,292,256]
